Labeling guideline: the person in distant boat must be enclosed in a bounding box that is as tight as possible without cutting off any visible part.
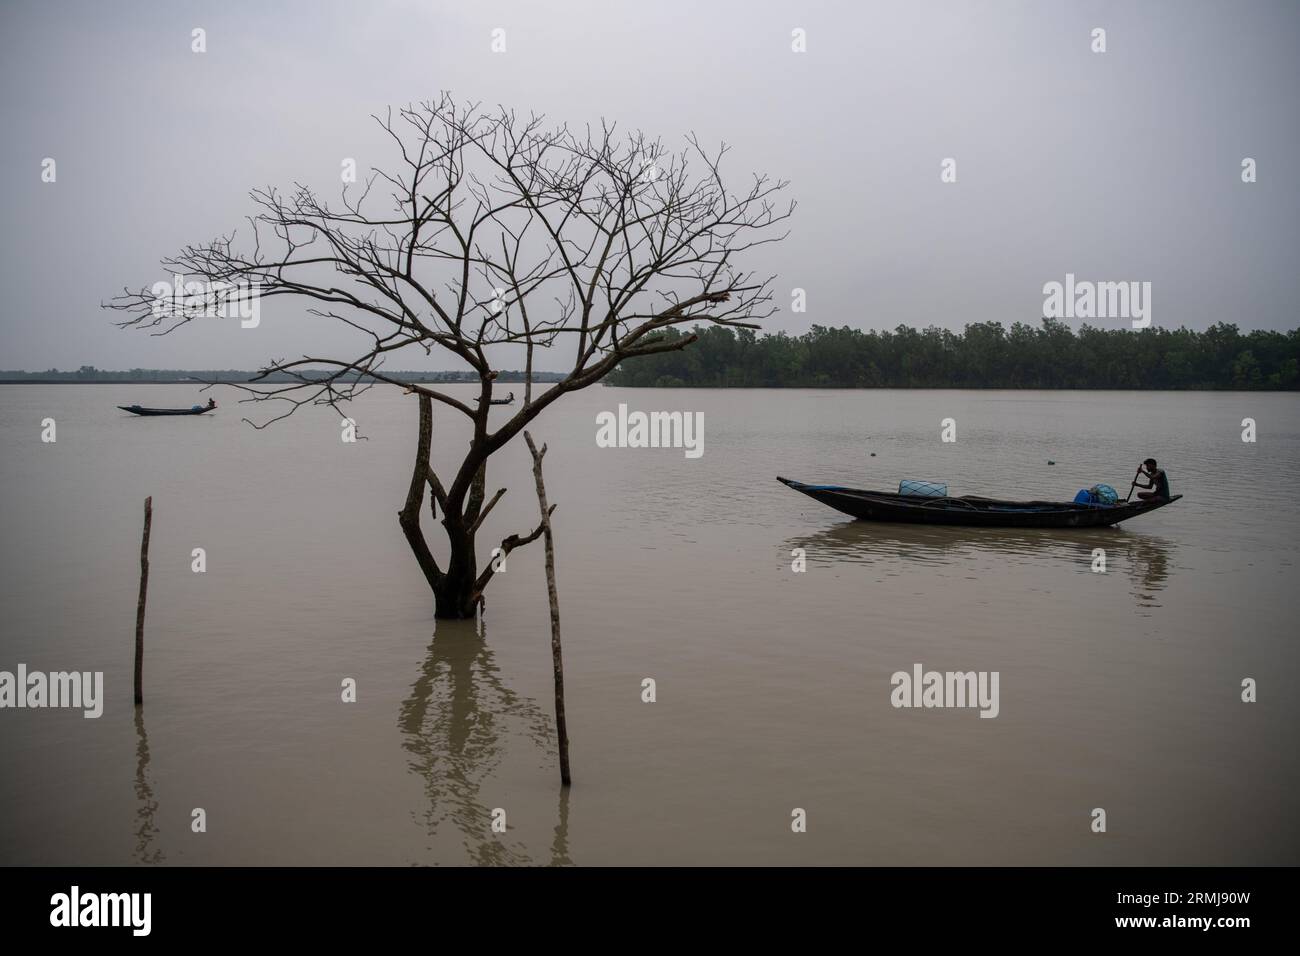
[1134,458,1170,500]
[206,397,217,409]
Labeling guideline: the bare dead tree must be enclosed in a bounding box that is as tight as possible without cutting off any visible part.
[107,95,792,618]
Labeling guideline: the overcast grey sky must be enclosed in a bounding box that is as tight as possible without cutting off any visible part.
[1,0,1297,371]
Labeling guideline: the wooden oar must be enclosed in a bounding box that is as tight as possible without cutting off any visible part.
[1124,465,1143,502]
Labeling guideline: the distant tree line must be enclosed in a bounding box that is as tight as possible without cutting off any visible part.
[0,367,566,385]
[606,321,1300,389]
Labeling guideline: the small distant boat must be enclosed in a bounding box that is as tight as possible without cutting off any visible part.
[118,404,215,417]
[476,391,516,406]
[777,476,1180,529]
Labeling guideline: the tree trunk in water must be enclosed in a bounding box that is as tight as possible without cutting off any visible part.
[397,393,483,620]
[398,394,443,593]
[433,519,480,620]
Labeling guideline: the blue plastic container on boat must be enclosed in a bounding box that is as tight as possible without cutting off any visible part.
[899,479,948,497]
[1073,483,1118,506]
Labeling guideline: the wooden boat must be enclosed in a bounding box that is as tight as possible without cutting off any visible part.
[475,391,516,406]
[777,476,1180,528]
[118,405,215,416]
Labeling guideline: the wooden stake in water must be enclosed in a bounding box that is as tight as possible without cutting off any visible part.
[134,496,152,706]
[524,432,569,786]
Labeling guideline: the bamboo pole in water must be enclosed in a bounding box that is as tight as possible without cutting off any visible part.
[134,496,152,706]
[524,432,569,786]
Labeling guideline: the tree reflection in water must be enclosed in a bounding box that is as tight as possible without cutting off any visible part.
[399,617,564,865]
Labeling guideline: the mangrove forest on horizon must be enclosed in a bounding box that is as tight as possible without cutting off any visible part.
[605,320,1300,390]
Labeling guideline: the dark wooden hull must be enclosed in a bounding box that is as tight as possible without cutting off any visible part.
[778,477,1180,528]
[118,405,214,416]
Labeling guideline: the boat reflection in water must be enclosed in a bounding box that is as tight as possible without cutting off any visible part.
[785,521,1173,609]
[399,618,570,865]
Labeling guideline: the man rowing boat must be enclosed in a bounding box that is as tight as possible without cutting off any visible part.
[1134,458,1171,500]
